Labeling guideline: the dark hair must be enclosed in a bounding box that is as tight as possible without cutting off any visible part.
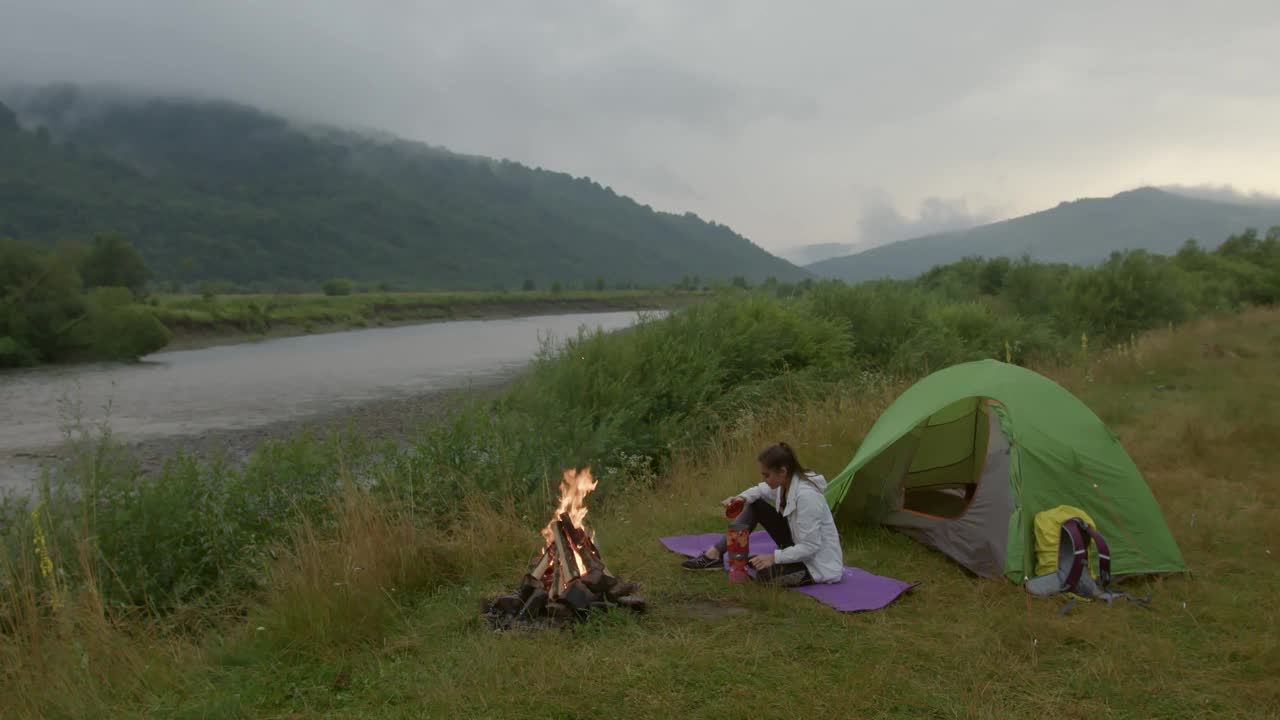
[757,441,805,478]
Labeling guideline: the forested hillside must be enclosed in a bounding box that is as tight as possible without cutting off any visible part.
[0,85,804,290]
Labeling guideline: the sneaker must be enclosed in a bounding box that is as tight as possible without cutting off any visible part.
[681,553,723,571]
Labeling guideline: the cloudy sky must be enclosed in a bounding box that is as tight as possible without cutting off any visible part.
[2,1,1278,254]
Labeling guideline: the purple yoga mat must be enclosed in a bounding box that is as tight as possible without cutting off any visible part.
[659,531,919,613]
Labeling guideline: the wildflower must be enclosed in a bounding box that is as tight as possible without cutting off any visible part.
[31,503,62,611]
[31,505,54,580]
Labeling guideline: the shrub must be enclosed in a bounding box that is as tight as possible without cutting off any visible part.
[1064,250,1192,340]
[322,278,354,296]
[63,287,173,360]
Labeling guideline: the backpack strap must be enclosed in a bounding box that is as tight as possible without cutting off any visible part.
[1058,518,1091,593]
[1077,521,1111,592]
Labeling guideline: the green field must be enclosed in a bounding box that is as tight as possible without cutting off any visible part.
[4,310,1278,718]
[149,288,701,348]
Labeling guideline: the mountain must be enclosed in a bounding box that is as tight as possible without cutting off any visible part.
[807,188,1280,283]
[0,85,805,289]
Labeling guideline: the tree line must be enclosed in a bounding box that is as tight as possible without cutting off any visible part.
[0,235,171,366]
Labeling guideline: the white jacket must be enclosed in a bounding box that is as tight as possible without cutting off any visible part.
[739,471,844,583]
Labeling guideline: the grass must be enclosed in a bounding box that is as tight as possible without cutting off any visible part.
[5,308,1277,719]
[147,288,701,349]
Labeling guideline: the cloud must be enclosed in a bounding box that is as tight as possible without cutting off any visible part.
[856,195,1001,247]
[1160,184,1280,208]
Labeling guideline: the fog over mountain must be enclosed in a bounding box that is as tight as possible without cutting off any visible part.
[1160,185,1280,208]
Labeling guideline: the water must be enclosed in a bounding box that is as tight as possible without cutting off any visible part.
[0,310,651,485]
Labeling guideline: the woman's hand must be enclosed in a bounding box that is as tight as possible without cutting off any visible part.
[721,495,744,508]
[749,554,775,571]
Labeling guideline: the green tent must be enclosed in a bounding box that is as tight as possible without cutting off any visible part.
[825,359,1187,583]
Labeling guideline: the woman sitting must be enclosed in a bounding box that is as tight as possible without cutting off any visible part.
[681,441,844,586]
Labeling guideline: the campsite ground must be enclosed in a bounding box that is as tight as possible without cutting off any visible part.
[8,310,1279,718]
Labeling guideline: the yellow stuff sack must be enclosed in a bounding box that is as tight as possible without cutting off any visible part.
[1033,504,1100,577]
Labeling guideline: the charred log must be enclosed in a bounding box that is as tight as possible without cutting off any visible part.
[579,568,618,595]
[605,581,639,603]
[519,589,549,619]
[544,602,576,622]
[614,596,647,613]
[561,580,595,613]
[493,594,523,616]
[518,574,544,602]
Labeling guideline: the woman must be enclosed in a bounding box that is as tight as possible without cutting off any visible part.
[681,441,844,586]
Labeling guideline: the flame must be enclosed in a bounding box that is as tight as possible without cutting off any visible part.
[540,467,598,573]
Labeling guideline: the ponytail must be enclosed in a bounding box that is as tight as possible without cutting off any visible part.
[757,441,806,479]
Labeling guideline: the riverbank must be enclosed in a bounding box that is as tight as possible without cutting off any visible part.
[152,289,701,351]
[1,309,651,490]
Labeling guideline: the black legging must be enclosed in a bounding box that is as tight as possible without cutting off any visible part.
[715,499,814,586]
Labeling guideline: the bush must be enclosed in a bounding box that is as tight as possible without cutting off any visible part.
[322,278,354,296]
[494,294,854,475]
[0,335,39,366]
[69,287,173,360]
[1064,250,1191,339]
[80,235,152,299]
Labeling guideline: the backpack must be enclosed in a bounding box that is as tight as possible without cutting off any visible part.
[1024,516,1151,614]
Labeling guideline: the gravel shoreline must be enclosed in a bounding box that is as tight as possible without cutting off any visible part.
[1,371,521,491]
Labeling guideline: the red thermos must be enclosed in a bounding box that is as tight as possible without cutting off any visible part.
[725,497,749,584]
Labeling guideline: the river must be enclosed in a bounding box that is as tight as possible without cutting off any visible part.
[0,310,651,489]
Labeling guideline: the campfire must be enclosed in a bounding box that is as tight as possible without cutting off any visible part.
[483,467,646,628]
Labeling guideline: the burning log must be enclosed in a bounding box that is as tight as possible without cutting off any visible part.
[528,546,552,580]
[561,512,612,575]
[557,512,618,594]
[482,467,647,629]
[551,520,581,582]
